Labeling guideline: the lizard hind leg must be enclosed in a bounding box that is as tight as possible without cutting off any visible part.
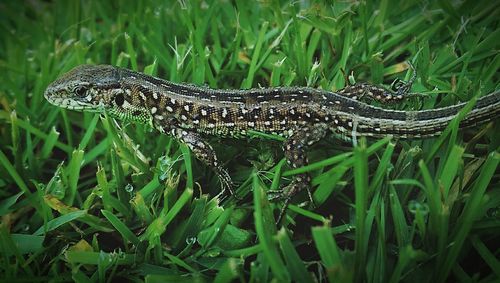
[173,128,236,199]
[268,123,328,223]
[338,62,417,104]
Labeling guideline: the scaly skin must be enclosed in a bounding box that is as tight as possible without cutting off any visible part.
[44,64,500,222]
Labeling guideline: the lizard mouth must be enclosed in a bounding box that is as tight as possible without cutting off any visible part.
[44,91,101,112]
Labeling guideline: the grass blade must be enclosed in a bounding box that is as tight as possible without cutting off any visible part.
[277,227,314,282]
[253,175,289,282]
[437,152,499,282]
[354,139,369,280]
[33,210,86,236]
[101,209,140,246]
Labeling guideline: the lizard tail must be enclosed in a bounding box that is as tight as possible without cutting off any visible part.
[352,90,500,138]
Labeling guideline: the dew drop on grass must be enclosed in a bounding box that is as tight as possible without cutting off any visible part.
[186,237,197,245]
[125,183,134,193]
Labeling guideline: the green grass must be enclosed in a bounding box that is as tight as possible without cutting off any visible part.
[0,1,499,282]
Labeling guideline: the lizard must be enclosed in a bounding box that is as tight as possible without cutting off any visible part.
[44,64,500,222]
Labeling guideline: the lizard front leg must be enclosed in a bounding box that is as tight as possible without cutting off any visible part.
[173,128,235,198]
[269,123,328,223]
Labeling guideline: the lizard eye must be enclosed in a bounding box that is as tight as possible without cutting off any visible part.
[74,86,87,96]
[114,93,125,106]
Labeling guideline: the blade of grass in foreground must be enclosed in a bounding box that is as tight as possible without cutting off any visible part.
[369,141,395,193]
[213,258,242,283]
[64,149,84,206]
[101,115,149,173]
[140,187,193,244]
[354,139,369,281]
[101,209,140,246]
[179,144,194,190]
[197,206,233,252]
[0,113,72,153]
[436,152,499,282]
[253,175,289,282]
[389,185,410,247]
[43,195,113,232]
[78,113,100,150]
[470,235,500,279]
[0,150,32,198]
[241,21,268,89]
[40,126,60,159]
[312,225,352,282]
[8,234,44,255]
[277,227,314,282]
[284,136,390,177]
[33,210,86,236]
[0,227,32,276]
[437,145,464,200]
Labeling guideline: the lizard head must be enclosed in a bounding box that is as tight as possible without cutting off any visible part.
[44,65,118,111]
[44,64,153,125]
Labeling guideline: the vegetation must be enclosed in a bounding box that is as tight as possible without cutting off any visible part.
[0,1,499,282]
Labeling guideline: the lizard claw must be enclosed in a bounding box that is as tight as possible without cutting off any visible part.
[216,166,241,201]
[267,177,315,224]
